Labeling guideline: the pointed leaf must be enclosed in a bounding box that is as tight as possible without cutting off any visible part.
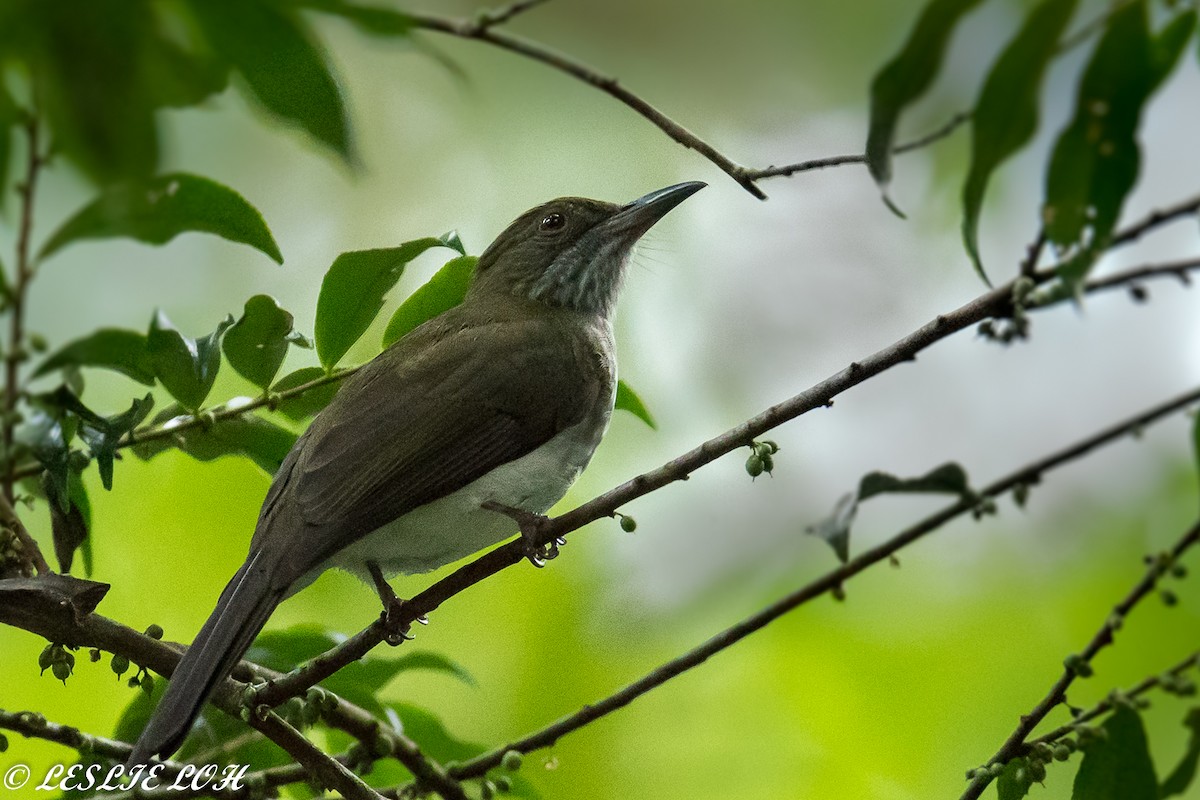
[222,295,298,390]
[33,329,156,386]
[1160,708,1200,798]
[1046,6,1195,288]
[866,0,984,195]
[49,470,91,576]
[132,404,297,475]
[185,0,352,160]
[147,311,234,412]
[382,255,476,348]
[270,366,341,421]
[615,380,656,429]
[315,237,456,370]
[808,462,974,563]
[77,394,155,490]
[1072,703,1157,800]
[40,173,282,263]
[961,0,1078,283]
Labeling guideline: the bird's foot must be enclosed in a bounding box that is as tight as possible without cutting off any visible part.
[367,560,414,646]
[481,501,564,568]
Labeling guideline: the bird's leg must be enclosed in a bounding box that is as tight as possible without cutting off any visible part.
[481,501,564,567]
[366,560,413,646]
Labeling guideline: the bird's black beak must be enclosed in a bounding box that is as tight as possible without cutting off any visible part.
[605,181,707,236]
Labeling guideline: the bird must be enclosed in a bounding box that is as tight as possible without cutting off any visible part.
[128,181,706,763]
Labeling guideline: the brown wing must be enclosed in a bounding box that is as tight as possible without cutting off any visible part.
[252,307,600,584]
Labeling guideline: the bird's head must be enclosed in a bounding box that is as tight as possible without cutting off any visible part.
[469,181,705,317]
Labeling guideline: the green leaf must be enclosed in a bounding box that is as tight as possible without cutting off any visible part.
[40,173,283,264]
[0,80,21,212]
[78,394,155,491]
[865,0,984,201]
[1046,6,1195,288]
[147,311,234,412]
[223,295,300,390]
[1161,708,1200,798]
[381,255,476,348]
[49,469,91,576]
[1072,703,1157,800]
[997,757,1033,800]
[31,1,160,184]
[185,0,352,161]
[33,329,156,386]
[808,462,974,563]
[615,380,656,429]
[132,404,298,475]
[961,0,1078,283]
[15,410,72,511]
[315,237,457,370]
[1193,413,1200,496]
[270,366,341,421]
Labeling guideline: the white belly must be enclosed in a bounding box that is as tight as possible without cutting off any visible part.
[323,396,613,583]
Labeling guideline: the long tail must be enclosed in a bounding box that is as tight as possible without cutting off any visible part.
[128,551,284,764]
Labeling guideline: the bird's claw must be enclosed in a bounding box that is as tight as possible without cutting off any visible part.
[481,501,563,568]
[367,559,415,646]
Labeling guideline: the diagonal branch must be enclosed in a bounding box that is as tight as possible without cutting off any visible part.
[959,519,1200,800]
[443,390,1200,780]
[405,9,768,199]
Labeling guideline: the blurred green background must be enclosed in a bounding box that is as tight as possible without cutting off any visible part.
[3,0,1200,797]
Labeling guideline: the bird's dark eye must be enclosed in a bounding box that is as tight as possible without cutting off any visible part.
[539,213,566,232]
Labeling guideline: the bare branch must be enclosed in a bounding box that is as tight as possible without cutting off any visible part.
[745,111,971,181]
[406,10,768,198]
[1109,193,1200,249]
[0,479,50,576]
[959,520,1200,800]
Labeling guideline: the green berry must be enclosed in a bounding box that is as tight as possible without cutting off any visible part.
[140,673,155,694]
[0,732,7,752]
[89,648,101,662]
[38,644,55,674]
[1171,563,1188,579]
[145,624,164,640]
[760,453,774,475]
[495,776,512,793]
[745,453,764,478]
[1028,760,1046,783]
[1161,589,1179,607]
[619,515,637,533]
[1053,744,1070,761]
[112,652,130,681]
[502,750,523,771]
[52,660,72,682]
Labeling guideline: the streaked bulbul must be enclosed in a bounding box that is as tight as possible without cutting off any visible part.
[129,181,705,763]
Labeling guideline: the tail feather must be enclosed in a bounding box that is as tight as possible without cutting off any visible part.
[128,552,283,765]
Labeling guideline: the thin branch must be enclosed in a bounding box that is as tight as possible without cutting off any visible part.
[252,712,384,800]
[445,390,1200,780]
[4,117,40,503]
[0,586,463,800]
[1027,649,1200,748]
[0,478,50,575]
[467,0,549,31]
[406,9,768,198]
[959,520,1200,800]
[745,110,971,181]
[1109,193,1200,250]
